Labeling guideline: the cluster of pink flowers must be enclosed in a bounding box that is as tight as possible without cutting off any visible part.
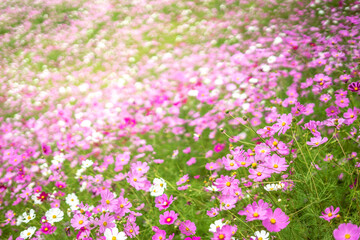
[0,0,359,239]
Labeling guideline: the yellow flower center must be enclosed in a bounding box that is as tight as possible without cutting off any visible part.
[79,220,84,225]
[112,237,117,240]
[106,200,110,204]
[241,162,246,165]
[345,234,351,239]
[166,217,172,222]
[219,234,225,239]
[257,172,262,176]
[44,227,48,231]
[253,212,259,217]
[230,162,234,166]
[103,222,107,226]
[52,215,57,219]
[282,122,286,126]
[130,229,133,233]
[27,232,31,236]
[270,218,276,224]
[133,178,137,182]
[120,204,124,208]
[350,115,354,118]
[226,182,231,187]
[252,163,257,168]
[273,164,278,168]
[27,216,31,220]
[273,141,278,146]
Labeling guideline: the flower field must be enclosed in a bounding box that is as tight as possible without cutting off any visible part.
[1,0,360,239]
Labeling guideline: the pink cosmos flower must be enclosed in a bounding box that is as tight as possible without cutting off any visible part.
[152,229,174,240]
[207,208,220,218]
[131,161,150,175]
[306,136,328,147]
[320,94,331,102]
[326,106,341,117]
[124,220,139,238]
[178,184,190,191]
[159,210,178,225]
[333,223,360,240]
[183,147,191,154]
[219,195,238,210]
[205,162,220,171]
[222,155,239,171]
[335,97,350,108]
[187,157,196,166]
[262,208,290,232]
[264,154,289,173]
[211,225,236,240]
[248,166,272,182]
[177,174,189,186]
[214,175,240,196]
[100,190,117,211]
[238,199,271,221]
[116,196,132,217]
[257,126,276,138]
[179,220,196,236]
[254,143,271,157]
[71,214,89,230]
[98,212,115,233]
[155,194,174,211]
[344,108,357,125]
[304,120,321,136]
[319,206,340,222]
[274,113,292,135]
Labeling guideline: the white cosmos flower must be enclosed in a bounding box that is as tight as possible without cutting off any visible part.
[82,159,93,168]
[104,227,127,240]
[20,226,36,239]
[264,183,279,191]
[31,193,43,204]
[209,219,226,233]
[251,230,270,240]
[273,36,283,45]
[153,178,167,189]
[45,208,64,224]
[149,184,164,197]
[205,185,218,192]
[22,209,36,223]
[16,215,24,226]
[267,56,277,64]
[66,193,80,207]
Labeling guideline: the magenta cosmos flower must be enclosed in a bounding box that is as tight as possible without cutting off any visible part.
[155,194,174,211]
[262,208,290,232]
[333,223,360,240]
[348,82,360,94]
[159,210,178,225]
[319,206,340,222]
[179,220,196,236]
